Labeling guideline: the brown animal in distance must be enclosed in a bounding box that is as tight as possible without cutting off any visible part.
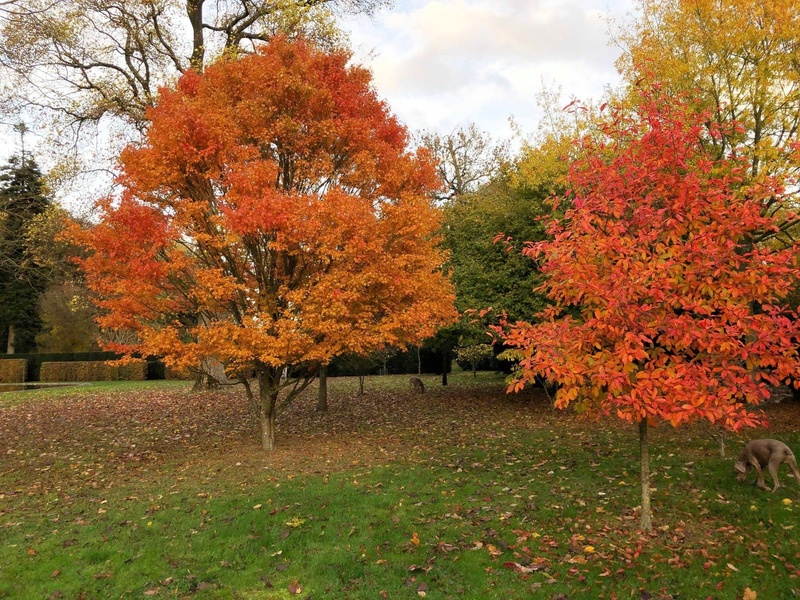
[734,439,800,492]
[409,377,425,393]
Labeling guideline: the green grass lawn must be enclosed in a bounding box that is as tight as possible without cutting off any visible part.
[1,372,799,599]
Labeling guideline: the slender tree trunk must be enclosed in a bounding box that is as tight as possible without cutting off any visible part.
[441,347,450,386]
[639,419,652,532]
[260,407,276,451]
[6,324,15,354]
[417,346,422,375]
[317,365,328,412]
[358,375,365,394]
[258,371,278,451]
[472,362,477,378]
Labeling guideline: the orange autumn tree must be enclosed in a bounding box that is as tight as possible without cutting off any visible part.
[498,89,800,530]
[74,37,457,451]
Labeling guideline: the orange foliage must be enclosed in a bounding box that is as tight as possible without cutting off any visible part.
[73,36,456,379]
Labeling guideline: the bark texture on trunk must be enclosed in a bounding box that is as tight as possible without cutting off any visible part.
[258,371,278,451]
[317,365,328,412]
[6,323,15,354]
[192,356,229,391]
[186,0,206,69]
[639,419,652,532]
[260,408,276,451]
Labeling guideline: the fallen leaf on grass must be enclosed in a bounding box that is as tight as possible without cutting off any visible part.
[288,581,303,594]
[144,590,159,596]
[486,544,502,558]
[51,570,60,578]
[502,561,546,574]
[285,517,305,528]
[407,564,432,573]
[743,588,757,600]
[403,532,421,552]
[727,563,739,572]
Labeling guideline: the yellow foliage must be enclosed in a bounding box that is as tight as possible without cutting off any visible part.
[618,0,800,183]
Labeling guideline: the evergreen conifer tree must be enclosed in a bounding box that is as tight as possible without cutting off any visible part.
[0,154,51,353]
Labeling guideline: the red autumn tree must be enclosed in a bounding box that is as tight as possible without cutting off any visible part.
[499,89,800,530]
[73,37,457,451]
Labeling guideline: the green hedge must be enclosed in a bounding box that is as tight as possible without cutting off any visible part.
[40,360,147,382]
[0,359,26,383]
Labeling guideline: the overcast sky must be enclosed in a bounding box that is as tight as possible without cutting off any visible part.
[341,0,635,142]
[0,0,636,168]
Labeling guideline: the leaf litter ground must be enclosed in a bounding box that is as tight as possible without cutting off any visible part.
[1,374,799,599]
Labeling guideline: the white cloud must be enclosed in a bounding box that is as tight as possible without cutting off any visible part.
[342,0,634,138]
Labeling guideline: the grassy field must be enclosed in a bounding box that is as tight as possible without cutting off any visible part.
[1,372,799,599]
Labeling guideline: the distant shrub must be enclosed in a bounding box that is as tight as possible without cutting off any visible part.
[0,359,26,383]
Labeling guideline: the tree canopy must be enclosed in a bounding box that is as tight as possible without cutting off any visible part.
[419,124,509,202]
[498,89,800,529]
[0,0,389,184]
[73,37,456,450]
[617,0,800,243]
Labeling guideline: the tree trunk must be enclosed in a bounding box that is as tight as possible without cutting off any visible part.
[471,362,477,378]
[6,324,15,354]
[417,346,422,375]
[441,347,450,386]
[192,356,229,391]
[317,365,328,412]
[258,371,278,451]
[358,375,365,394]
[260,408,276,451]
[639,419,652,532]
[186,0,206,70]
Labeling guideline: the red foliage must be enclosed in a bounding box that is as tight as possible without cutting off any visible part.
[499,90,800,431]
